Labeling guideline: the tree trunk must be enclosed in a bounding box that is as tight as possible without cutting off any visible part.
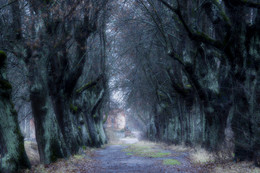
[204,113,228,150]
[0,51,30,172]
[51,95,81,154]
[28,51,68,164]
[228,7,260,164]
[82,88,107,147]
[30,84,68,164]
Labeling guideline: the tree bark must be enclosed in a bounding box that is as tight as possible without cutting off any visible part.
[0,51,30,172]
[28,51,68,164]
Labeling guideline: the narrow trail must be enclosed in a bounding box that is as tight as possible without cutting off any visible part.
[92,139,206,173]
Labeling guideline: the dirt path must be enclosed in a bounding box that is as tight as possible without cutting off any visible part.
[22,139,260,173]
[92,139,206,173]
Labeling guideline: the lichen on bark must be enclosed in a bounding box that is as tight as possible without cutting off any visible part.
[0,50,31,172]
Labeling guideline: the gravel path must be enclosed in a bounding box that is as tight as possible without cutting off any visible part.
[92,139,206,173]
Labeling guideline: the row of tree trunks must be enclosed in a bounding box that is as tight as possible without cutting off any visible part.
[143,0,260,166]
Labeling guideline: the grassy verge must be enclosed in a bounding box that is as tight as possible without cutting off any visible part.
[125,141,260,172]
[161,142,260,173]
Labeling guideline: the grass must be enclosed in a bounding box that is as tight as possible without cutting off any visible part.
[73,154,84,160]
[141,152,171,158]
[163,159,181,166]
[122,142,171,158]
[190,147,215,164]
[161,143,215,164]
[123,145,152,153]
[161,142,260,173]
[210,161,260,173]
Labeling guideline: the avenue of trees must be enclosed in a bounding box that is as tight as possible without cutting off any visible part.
[0,0,260,172]
[108,0,260,167]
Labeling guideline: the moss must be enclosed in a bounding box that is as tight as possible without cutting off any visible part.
[0,50,7,67]
[212,0,231,25]
[220,10,231,25]
[70,104,78,113]
[0,79,12,90]
[82,146,87,150]
[163,159,181,165]
[76,81,93,93]
[126,153,133,156]
[103,113,108,124]
[197,31,214,42]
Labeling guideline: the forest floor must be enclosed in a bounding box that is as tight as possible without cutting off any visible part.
[22,138,260,173]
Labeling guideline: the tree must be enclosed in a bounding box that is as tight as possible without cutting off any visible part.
[0,51,30,173]
[0,0,109,164]
[154,0,260,164]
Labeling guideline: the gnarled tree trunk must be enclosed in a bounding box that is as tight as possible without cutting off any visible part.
[29,51,68,164]
[0,51,30,172]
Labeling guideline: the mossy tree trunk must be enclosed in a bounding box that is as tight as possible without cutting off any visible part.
[46,35,92,154]
[22,0,108,163]
[156,0,260,162]
[80,86,107,147]
[0,51,30,172]
[28,50,68,164]
[51,95,81,154]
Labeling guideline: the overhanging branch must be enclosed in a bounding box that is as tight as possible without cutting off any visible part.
[76,74,104,94]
